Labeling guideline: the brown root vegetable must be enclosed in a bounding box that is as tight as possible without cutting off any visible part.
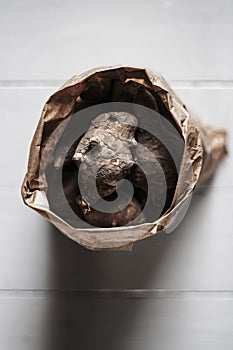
[134,86,159,111]
[72,109,178,226]
[80,75,111,103]
[112,80,159,111]
[130,128,178,213]
[111,80,140,102]
[133,128,178,191]
[72,112,138,204]
[77,193,144,227]
[46,164,82,224]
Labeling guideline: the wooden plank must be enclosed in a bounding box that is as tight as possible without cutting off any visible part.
[0,0,232,80]
[0,293,233,350]
[0,88,55,188]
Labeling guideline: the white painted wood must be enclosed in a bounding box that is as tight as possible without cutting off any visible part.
[0,88,55,188]
[0,0,232,80]
[0,2,232,346]
[0,294,233,350]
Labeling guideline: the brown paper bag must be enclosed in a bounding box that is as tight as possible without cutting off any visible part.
[21,66,227,251]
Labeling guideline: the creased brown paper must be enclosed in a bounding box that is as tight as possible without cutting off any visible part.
[21,66,227,251]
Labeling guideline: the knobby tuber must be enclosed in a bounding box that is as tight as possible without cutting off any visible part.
[71,110,178,227]
[81,76,111,103]
[72,112,138,203]
[77,193,145,227]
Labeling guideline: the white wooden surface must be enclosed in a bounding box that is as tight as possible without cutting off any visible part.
[1,0,233,81]
[0,0,233,349]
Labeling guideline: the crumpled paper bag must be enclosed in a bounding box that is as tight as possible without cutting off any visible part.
[21,66,227,251]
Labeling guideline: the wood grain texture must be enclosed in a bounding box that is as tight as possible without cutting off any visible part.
[0,294,233,350]
[0,0,232,80]
[0,1,232,347]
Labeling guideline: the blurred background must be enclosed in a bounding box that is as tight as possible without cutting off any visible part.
[0,0,232,349]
